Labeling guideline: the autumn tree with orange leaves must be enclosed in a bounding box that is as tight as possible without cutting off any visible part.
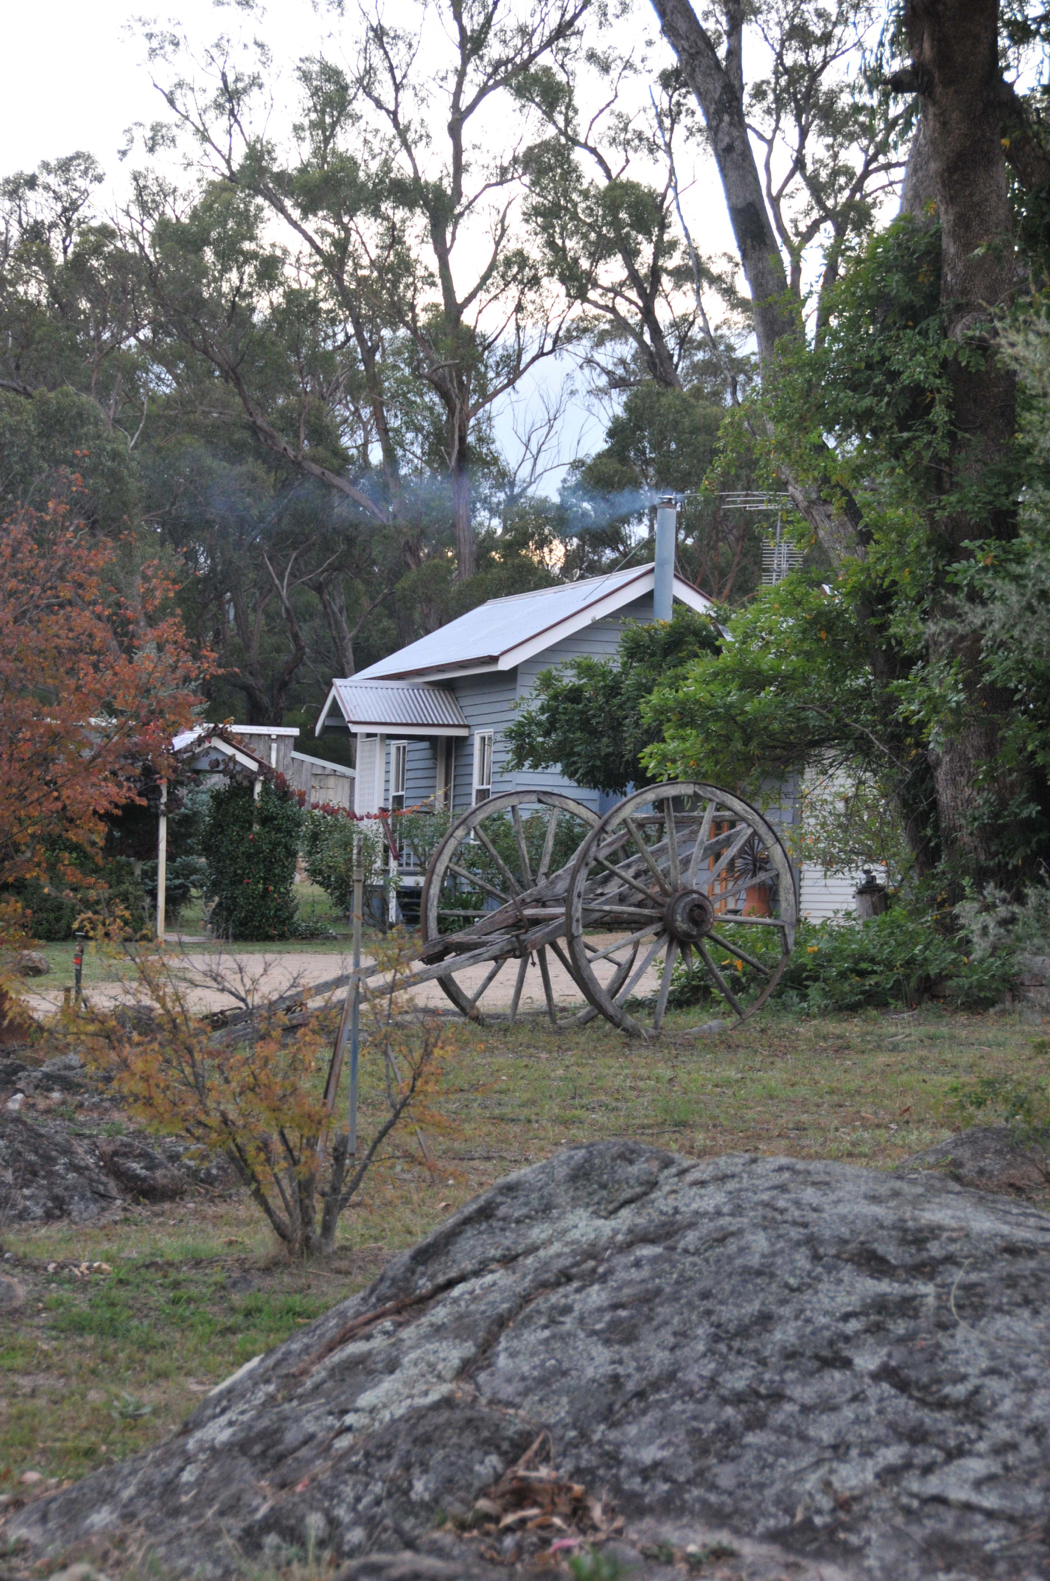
[0,490,206,955]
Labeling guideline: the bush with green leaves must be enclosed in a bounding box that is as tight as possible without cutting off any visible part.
[202,779,303,940]
[668,909,1016,1015]
[301,809,394,916]
[11,856,147,940]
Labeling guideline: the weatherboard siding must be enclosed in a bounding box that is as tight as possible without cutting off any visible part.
[506,596,658,813]
[449,671,519,811]
[416,596,664,816]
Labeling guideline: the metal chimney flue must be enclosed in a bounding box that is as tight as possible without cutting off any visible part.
[654,495,677,622]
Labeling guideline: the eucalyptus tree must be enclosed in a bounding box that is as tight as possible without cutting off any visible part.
[519,63,721,391]
[136,0,590,580]
[0,153,149,428]
[645,0,1050,885]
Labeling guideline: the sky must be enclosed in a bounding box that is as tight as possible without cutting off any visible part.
[2,0,735,495]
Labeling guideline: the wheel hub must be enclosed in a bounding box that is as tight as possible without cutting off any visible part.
[663,887,715,944]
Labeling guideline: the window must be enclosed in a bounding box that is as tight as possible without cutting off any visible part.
[390,741,407,812]
[435,738,455,811]
[472,731,493,804]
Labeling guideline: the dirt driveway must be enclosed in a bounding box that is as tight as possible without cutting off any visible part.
[26,940,665,1020]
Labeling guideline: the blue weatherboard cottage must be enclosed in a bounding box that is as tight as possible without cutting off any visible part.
[316,556,714,821]
[315,504,875,920]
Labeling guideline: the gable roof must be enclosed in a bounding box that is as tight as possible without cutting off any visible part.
[172,725,270,776]
[316,677,469,737]
[352,565,716,684]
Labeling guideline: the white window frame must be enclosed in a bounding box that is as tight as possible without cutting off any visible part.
[472,730,494,805]
[389,740,407,812]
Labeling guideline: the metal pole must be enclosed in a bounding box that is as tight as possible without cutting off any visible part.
[654,496,677,621]
[73,933,85,1008]
[156,779,168,942]
[349,832,363,1157]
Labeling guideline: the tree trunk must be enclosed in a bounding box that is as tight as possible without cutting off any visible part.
[315,576,357,678]
[906,0,1025,875]
[450,420,476,582]
[655,0,1038,885]
[648,0,796,367]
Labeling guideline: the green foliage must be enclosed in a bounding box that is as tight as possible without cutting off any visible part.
[954,1058,1050,1160]
[506,608,722,795]
[642,573,877,786]
[0,389,139,532]
[11,857,147,942]
[779,914,1015,1014]
[202,780,303,940]
[574,383,724,499]
[668,911,1015,1016]
[300,810,395,912]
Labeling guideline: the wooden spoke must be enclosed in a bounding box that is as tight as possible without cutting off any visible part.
[585,920,663,963]
[665,799,680,888]
[686,799,717,884]
[720,914,790,928]
[700,823,752,894]
[469,957,508,1009]
[510,804,534,887]
[537,808,560,880]
[653,939,678,1032]
[592,853,665,906]
[472,824,524,898]
[698,942,746,1018]
[614,930,667,1005]
[706,932,774,977]
[448,862,510,906]
[507,955,529,1024]
[623,814,673,895]
[536,946,558,1026]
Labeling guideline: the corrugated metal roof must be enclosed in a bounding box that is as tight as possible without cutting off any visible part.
[328,678,469,734]
[355,565,672,680]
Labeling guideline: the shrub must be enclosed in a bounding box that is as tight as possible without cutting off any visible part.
[77,931,457,1257]
[777,912,1016,1013]
[301,809,394,915]
[202,779,303,940]
[954,881,1050,960]
[12,856,148,940]
[667,908,1016,1014]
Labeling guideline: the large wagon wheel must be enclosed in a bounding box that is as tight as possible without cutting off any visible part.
[420,790,601,1026]
[565,781,797,1036]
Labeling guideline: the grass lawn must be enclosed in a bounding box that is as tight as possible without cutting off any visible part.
[31,884,382,991]
[1,1003,1047,1503]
